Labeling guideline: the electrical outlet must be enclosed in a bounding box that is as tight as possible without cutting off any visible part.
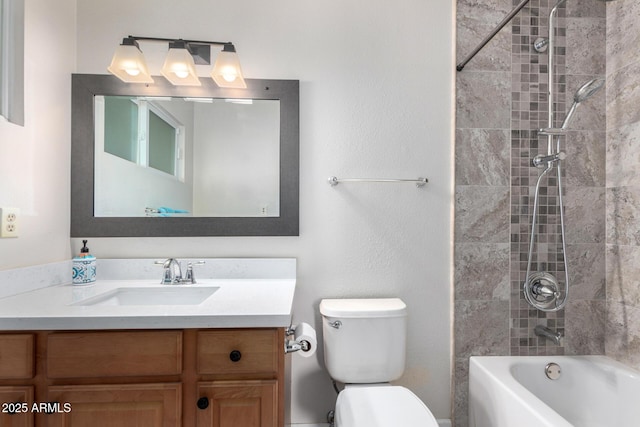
[0,207,19,238]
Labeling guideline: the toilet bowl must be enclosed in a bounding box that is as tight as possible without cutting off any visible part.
[336,385,438,427]
[320,298,438,427]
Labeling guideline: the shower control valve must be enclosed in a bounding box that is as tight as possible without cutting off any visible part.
[532,151,566,168]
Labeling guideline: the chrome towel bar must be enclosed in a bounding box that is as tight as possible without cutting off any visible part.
[328,176,428,188]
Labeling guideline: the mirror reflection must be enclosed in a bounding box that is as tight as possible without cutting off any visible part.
[94,95,280,217]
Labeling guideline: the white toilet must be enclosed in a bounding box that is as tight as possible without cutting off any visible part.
[320,298,439,427]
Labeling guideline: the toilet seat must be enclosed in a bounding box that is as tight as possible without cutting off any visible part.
[335,385,439,427]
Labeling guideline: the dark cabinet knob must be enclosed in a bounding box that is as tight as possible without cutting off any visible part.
[197,397,209,410]
[229,350,242,362]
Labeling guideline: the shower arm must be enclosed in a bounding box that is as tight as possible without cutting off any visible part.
[456,0,531,72]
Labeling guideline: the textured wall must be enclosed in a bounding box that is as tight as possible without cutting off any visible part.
[605,0,640,369]
[75,0,455,423]
[0,0,76,269]
[454,1,607,425]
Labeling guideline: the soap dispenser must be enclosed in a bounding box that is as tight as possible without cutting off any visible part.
[72,240,96,285]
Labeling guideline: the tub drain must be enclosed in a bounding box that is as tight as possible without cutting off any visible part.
[545,362,561,380]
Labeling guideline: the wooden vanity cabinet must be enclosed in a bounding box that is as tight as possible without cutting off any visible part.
[194,329,281,427]
[0,329,285,427]
[0,334,36,427]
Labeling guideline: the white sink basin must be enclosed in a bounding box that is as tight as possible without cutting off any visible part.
[73,286,219,306]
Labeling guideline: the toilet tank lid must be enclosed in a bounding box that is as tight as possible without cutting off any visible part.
[320,298,407,318]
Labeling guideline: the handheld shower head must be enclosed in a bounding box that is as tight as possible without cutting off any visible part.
[561,78,605,129]
[573,78,605,103]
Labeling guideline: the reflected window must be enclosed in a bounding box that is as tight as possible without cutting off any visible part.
[102,96,184,181]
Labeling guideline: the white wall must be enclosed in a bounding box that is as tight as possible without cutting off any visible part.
[0,0,76,269]
[58,0,450,423]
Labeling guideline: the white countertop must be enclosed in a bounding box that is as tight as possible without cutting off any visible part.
[0,258,297,330]
[0,279,296,330]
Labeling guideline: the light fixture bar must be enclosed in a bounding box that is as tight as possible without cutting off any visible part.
[127,35,232,47]
[108,35,247,88]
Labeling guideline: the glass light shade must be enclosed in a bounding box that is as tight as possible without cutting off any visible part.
[211,50,247,89]
[107,45,154,83]
[161,48,201,86]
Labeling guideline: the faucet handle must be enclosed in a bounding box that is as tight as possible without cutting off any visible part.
[154,258,181,284]
[185,260,206,284]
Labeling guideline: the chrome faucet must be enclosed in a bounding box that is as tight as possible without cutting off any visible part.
[534,325,563,345]
[155,259,205,285]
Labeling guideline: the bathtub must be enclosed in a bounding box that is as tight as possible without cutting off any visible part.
[469,355,640,427]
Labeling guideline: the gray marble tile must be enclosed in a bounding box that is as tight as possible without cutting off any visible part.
[564,186,606,244]
[456,71,511,129]
[566,0,606,18]
[605,301,640,370]
[606,244,640,306]
[456,0,512,72]
[564,130,606,187]
[566,243,605,300]
[455,129,510,186]
[565,299,605,355]
[455,185,510,243]
[607,61,640,131]
[606,121,640,188]
[566,18,606,76]
[606,186,640,246]
[606,0,640,75]
[453,358,470,427]
[455,243,510,300]
[454,300,510,358]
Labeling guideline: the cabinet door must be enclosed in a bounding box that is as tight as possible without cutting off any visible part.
[46,383,181,427]
[196,381,277,427]
[0,386,34,427]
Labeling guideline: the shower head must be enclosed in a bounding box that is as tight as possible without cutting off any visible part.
[561,78,605,129]
[573,78,605,103]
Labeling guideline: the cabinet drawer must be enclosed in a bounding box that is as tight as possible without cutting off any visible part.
[197,329,278,376]
[47,331,182,378]
[0,334,34,379]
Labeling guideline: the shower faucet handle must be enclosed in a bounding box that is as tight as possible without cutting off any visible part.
[532,151,566,168]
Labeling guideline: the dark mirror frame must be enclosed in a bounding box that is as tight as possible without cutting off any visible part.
[71,74,299,237]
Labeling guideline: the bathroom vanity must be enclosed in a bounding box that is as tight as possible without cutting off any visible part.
[0,259,296,427]
[0,328,284,426]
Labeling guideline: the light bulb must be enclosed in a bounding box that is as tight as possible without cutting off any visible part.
[174,70,189,79]
[223,73,237,83]
[125,68,141,76]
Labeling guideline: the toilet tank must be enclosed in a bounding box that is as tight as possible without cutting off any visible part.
[320,298,407,383]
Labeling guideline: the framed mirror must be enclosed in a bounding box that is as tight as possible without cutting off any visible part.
[71,74,299,237]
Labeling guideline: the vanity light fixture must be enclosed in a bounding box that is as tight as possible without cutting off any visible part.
[161,40,200,86]
[108,36,247,88]
[107,38,154,83]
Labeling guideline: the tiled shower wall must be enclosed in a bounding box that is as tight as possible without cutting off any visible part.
[604,0,640,369]
[454,1,607,426]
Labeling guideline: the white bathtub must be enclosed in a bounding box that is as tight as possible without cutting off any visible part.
[469,355,640,427]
